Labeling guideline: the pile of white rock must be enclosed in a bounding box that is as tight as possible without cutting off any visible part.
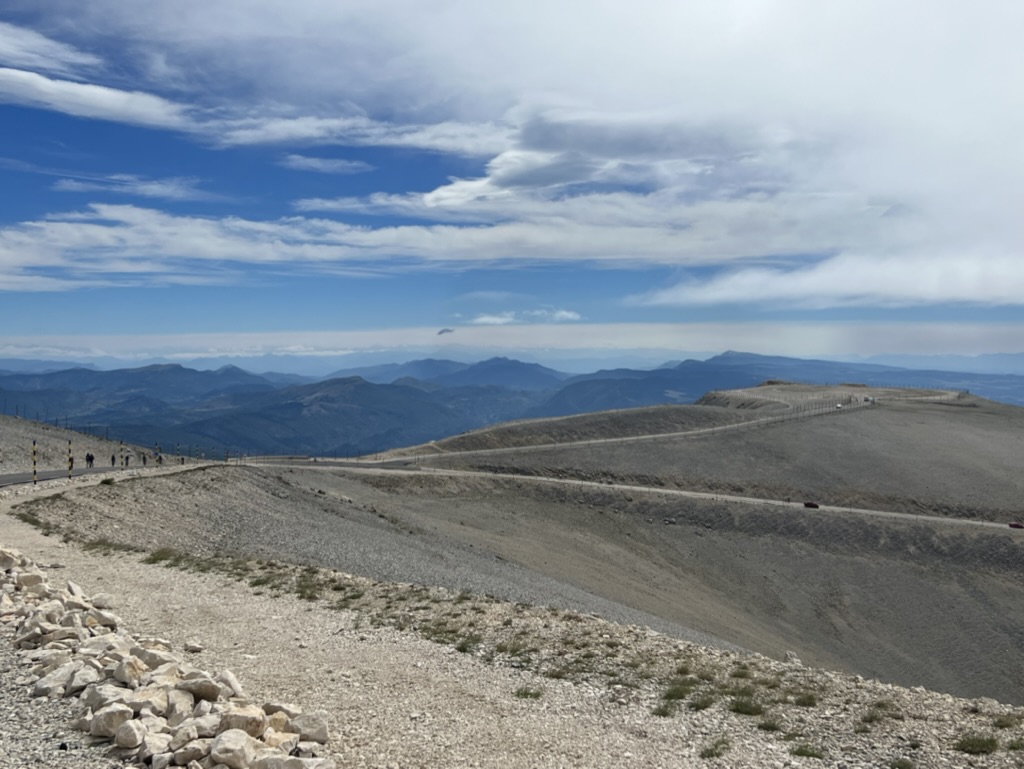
[1,544,336,769]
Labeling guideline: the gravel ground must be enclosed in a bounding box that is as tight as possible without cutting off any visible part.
[6,461,1024,706]
[428,396,1024,520]
[4,492,1024,768]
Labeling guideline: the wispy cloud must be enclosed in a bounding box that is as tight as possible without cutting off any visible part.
[52,174,225,202]
[0,21,101,77]
[1,6,1022,318]
[471,308,581,325]
[216,116,510,155]
[278,154,373,174]
[0,67,190,129]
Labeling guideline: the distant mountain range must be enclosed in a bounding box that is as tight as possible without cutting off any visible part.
[2,352,1023,456]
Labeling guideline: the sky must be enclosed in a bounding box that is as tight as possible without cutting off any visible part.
[1,1,1022,372]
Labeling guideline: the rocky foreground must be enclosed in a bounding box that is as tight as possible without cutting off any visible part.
[3,534,1024,769]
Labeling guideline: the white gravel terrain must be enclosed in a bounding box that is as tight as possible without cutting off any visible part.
[3,386,1024,767]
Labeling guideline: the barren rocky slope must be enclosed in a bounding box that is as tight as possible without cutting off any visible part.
[7,460,1024,706]
[4,475,1024,768]
[0,414,157,474]
[423,395,1024,521]
[3,385,1024,766]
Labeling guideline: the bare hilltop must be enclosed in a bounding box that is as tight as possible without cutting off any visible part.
[3,383,1024,767]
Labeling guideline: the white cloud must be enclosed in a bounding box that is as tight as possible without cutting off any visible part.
[0,21,101,76]
[279,154,374,174]
[471,309,581,325]
[0,5,1022,312]
[216,116,510,155]
[2,201,1022,311]
[6,322,1024,363]
[471,313,517,326]
[52,174,224,201]
[0,67,189,129]
[633,250,1024,309]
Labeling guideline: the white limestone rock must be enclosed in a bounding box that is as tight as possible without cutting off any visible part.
[166,688,195,726]
[91,592,116,609]
[114,719,148,748]
[220,703,267,737]
[251,748,290,769]
[210,729,258,769]
[169,723,199,752]
[262,728,300,754]
[263,702,303,719]
[139,732,174,763]
[90,702,134,738]
[32,660,79,697]
[178,674,222,702]
[216,669,246,698]
[81,683,129,711]
[173,738,212,766]
[288,711,330,744]
[65,662,101,695]
[113,655,149,688]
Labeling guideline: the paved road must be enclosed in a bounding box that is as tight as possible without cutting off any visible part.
[328,464,1024,534]
[0,466,117,488]
[0,461,201,489]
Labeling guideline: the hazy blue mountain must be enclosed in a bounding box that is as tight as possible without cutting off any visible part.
[429,357,569,391]
[0,364,276,404]
[326,358,470,384]
[861,352,1024,376]
[6,352,1024,456]
[118,376,544,457]
[533,361,763,417]
[0,358,99,374]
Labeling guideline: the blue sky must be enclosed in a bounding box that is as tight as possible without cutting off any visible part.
[1,2,1022,372]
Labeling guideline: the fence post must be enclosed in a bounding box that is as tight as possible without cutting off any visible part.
[68,439,72,479]
[32,440,37,485]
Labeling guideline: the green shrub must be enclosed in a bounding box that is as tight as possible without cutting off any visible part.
[757,718,781,732]
[513,686,542,699]
[889,759,915,769]
[662,676,698,701]
[651,701,676,717]
[688,693,716,711]
[793,692,818,707]
[729,697,764,716]
[455,633,482,653]
[790,744,824,759]
[954,734,998,755]
[699,736,730,759]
